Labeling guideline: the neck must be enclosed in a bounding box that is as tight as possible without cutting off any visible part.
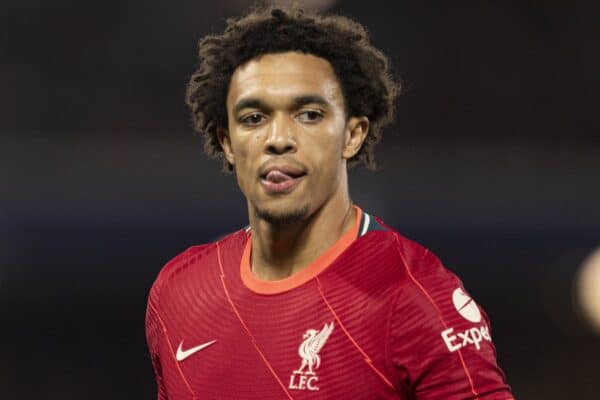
[247,186,356,281]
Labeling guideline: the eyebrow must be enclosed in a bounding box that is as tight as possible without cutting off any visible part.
[233,94,329,115]
[291,95,328,109]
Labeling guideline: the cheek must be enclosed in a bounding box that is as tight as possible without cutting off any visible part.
[311,123,346,164]
[307,128,346,188]
[230,129,265,159]
[230,133,263,194]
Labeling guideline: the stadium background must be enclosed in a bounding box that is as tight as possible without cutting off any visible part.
[2,1,599,398]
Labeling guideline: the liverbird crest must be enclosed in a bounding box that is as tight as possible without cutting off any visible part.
[293,322,334,375]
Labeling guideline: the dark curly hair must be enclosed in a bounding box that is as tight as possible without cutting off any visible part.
[185,5,400,171]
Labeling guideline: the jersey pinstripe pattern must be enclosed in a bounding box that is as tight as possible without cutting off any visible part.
[146,207,513,399]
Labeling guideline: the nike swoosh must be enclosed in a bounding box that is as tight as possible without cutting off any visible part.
[176,339,217,361]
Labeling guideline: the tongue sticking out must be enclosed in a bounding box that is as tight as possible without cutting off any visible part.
[265,170,294,183]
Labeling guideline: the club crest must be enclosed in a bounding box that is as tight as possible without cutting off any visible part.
[288,322,334,392]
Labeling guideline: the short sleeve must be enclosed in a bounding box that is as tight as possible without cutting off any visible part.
[387,250,514,399]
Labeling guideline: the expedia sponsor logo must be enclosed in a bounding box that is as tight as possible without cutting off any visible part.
[441,288,492,352]
[452,288,481,323]
[441,325,492,352]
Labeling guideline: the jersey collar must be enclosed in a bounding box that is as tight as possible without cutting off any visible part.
[240,205,363,295]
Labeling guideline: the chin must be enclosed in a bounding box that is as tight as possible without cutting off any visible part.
[254,203,310,226]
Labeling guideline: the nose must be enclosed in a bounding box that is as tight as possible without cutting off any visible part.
[264,114,297,155]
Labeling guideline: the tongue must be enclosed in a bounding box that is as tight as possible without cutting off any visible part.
[265,170,294,183]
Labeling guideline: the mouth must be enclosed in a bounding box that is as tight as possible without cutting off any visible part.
[259,166,307,194]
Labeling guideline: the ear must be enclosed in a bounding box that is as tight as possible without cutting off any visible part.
[217,127,235,165]
[342,116,369,159]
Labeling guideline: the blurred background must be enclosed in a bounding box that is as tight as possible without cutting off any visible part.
[2,0,599,398]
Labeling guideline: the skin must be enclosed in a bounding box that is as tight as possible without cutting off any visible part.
[219,52,369,281]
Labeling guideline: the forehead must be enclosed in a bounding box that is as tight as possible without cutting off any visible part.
[227,52,344,108]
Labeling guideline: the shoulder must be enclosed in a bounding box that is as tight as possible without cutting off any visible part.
[360,212,456,287]
[370,216,490,354]
[361,212,480,336]
[371,216,467,323]
[391,229,464,298]
[369,224,512,397]
[147,228,247,306]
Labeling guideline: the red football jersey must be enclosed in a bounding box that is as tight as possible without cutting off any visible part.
[146,207,513,399]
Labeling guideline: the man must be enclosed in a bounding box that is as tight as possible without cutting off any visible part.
[146,6,513,399]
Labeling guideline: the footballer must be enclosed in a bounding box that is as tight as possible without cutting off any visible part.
[145,5,514,399]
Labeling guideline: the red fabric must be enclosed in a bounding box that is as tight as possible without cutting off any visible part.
[145,210,513,399]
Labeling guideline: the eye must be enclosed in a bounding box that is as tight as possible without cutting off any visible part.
[240,113,266,126]
[296,110,324,123]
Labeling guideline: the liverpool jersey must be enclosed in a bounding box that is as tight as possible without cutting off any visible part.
[145,206,513,399]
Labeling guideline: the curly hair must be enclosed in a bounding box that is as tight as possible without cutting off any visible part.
[185,5,400,171]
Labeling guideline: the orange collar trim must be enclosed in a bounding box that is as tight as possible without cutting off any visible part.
[240,206,362,295]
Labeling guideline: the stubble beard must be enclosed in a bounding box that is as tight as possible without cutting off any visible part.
[254,203,310,227]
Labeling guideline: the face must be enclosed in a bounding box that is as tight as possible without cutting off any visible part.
[220,52,368,224]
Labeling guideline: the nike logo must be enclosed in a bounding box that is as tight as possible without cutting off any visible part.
[176,339,217,361]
